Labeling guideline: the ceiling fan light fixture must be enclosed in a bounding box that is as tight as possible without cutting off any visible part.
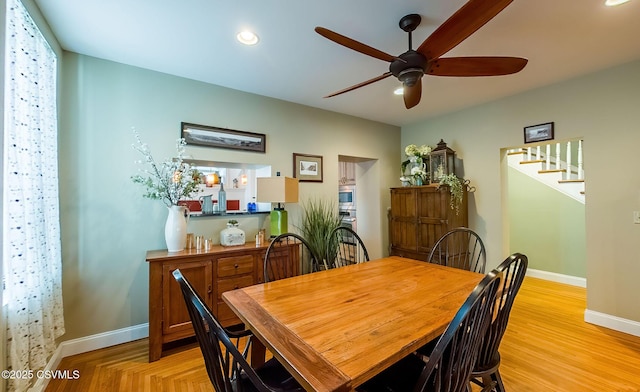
[398,68,424,87]
[236,30,259,45]
[605,0,630,5]
[393,87,404,95]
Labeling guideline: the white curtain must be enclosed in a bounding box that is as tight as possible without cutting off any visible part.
[4,0,65,390]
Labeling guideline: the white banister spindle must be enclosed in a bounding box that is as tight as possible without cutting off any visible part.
[566,141,572,180]
[555,143,561,170]
[527,147,532,161]
[578,140,584,180]
[545,144,551,170]
[536,146,541,161]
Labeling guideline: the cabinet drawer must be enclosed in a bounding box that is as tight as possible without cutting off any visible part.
[217,255,254,277]
[216,275,254,300]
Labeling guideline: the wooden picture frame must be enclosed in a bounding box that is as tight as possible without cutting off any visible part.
[524,122,554,144]
[293,153,323,183]
[181,122,266,153]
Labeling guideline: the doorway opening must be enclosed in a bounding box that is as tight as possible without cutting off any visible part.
[501,145,586,287]
[338,155,381,259]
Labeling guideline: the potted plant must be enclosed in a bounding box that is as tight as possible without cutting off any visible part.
[297,198,342,271]
[436,173,465,215]
[401,143,432,185]
[411,166,427,186]
[131,129,202,251]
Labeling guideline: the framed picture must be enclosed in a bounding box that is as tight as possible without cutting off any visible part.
[524,122,554,144]
[293,153,323,182]
[181,122,266,153]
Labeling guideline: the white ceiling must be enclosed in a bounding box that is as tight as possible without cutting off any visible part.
[34,0,640,127]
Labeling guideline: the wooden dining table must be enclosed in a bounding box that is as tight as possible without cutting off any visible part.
[222,256,483,392]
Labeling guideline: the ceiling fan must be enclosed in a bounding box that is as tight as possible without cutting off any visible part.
[315,0,528,109]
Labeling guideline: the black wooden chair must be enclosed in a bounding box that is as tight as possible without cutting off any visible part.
[470,253,528,391]
[357,271,501,392]
[428,227,487,273]
[326,226,370,268]
[172,269,304,392]
[264,233,320,282]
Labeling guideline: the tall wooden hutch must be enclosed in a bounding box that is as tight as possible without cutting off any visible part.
[388,184,468,261]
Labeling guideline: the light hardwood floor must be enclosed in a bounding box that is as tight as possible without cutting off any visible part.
[45,277,640,392]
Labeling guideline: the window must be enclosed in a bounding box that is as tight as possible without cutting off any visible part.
[3,0,64,387]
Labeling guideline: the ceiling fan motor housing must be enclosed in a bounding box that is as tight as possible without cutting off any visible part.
[390,50,427,86]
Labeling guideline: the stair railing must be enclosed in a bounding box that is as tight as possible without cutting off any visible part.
[515,138,584,181]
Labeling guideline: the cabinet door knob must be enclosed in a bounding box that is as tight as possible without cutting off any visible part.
[234,263,239,269]
[234,285,239,289]
[207,285,212,294]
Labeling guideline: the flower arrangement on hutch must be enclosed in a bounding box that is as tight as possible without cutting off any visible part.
[399,140,473,215]
[131,129,202,252]
[400,144,432,186]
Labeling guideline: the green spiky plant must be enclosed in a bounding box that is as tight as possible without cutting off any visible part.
[296,197,343,271]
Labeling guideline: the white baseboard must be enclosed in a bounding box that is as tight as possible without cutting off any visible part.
[584,309,640,338]
[28,323,149,392]
[57,323,149,358]
[526,268,587,288]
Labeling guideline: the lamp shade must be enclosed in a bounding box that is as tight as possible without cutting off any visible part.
[256,177,299,203]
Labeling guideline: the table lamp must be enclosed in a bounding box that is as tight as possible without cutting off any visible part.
[257,176,299,237]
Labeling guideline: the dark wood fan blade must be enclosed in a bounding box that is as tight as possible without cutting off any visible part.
[417,0,514,60]
[427,57,528,76]
[315,27,397,63]
[403,78,422,109]
[324,72,393,98]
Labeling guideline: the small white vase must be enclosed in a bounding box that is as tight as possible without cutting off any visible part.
[165,205,189,252]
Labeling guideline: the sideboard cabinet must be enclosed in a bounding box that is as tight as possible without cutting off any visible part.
[388,185,468,261]
[147,243,274,362]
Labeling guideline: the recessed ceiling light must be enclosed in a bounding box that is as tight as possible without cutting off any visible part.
[393,87,404,96]
[605,0,631,6]
[236,30,259,45]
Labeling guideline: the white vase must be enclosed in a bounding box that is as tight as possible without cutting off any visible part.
[165,205,189,252]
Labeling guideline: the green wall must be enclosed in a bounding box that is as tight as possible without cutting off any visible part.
[58,53,400,341]
[402,59,640,324]
[507,167,586,277]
